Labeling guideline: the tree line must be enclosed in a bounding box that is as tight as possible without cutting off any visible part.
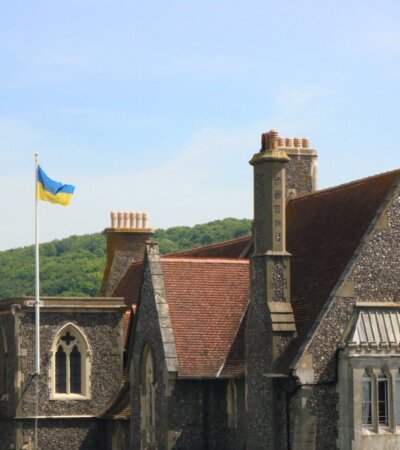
[0,218,251,299]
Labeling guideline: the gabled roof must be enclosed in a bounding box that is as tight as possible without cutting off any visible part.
[115,169,400,378]
[160,258,249,378]
[281,169,400,371]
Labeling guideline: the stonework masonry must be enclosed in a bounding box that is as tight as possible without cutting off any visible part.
[130,262,173,449]
[297,183,400,449]
[0,297,126,450]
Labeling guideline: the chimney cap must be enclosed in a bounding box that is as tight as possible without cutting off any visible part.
[106,211,153,232]
[261,129,312,151]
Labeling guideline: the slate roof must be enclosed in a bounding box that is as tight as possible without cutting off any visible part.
[160,258,250,378]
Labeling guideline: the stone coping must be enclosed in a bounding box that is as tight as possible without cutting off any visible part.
[0,296,127,310]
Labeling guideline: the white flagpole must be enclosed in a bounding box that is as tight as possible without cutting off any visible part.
[34,153,40,376]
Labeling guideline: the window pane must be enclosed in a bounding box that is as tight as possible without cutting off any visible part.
[378,375,388,426]
[56,346,67,393]
[362,376,372,426]
[70,345,81,394]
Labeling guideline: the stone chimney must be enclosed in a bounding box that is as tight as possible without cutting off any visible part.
[260,130,318,199]
[101,211,154,296]
[246,129,297,449]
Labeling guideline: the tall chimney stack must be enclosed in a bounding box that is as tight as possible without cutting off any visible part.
[101,211,154,296]
[246,129,297,449]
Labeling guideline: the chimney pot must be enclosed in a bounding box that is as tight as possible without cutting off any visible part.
[277,137,284,147]
[117,212,124,228]
[261,132,269,151]
[294,138,302,148]
[285,138,293,147]
[129,212,136,228]
[302,138,310,148]
[269,130,279,141]
[136,212,142,229]
[124,212,130,228]
[111,211,118,228]
[142,212,148,228]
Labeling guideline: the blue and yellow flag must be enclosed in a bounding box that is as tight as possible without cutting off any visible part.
[37,165,75,206]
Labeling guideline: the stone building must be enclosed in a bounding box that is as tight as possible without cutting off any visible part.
[114,130,400,449]
[0,212,156,450]
[1,128,400,449]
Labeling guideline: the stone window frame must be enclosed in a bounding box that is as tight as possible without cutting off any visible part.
[377,370,390,427]
[139,343,156,450]
[48,323,91,401]
[360,366,395,433]
[361,369,373,428]
[0,326,7,400]
[227,379,238,429]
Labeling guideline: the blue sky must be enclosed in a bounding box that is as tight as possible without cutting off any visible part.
[1,0,400,250]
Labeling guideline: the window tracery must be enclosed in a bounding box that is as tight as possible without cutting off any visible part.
[50,324,90,399]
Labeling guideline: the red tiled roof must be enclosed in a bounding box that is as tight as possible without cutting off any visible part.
[164,170,399,375]
[115,169,400,377]
[161,258,250,378]
[219,305,248,377]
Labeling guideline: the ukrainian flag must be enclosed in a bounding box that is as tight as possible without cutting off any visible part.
[37,165,75,206]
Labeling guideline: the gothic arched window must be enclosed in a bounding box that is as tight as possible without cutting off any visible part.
[140,345,156,449]
[50,324,90,399]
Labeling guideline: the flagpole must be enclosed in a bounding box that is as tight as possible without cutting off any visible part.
[34,153,40,376]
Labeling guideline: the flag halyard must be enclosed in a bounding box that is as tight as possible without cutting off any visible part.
[37,165,75,206]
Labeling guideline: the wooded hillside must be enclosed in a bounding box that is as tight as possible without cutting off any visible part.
[0,218,251,299]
